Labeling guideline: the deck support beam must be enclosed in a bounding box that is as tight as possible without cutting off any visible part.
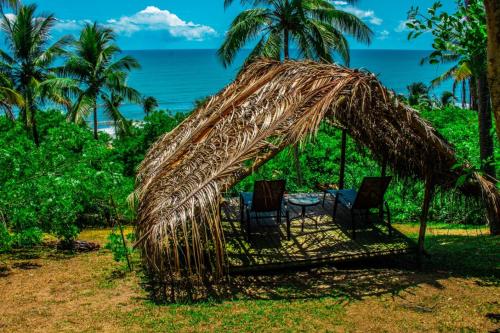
[417,176,435,267]
[381,156,387,177]
[380,156,388,222]
[339,130,347,190]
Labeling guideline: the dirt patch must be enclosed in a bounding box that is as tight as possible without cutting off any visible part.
[0,227,498,332]
[0,262,10,277]
[11,261,42,270]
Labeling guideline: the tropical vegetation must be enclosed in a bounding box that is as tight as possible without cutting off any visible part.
[484,0,500,142]
[0,3,74,146]
[219,0,373,185]
[60,22,141,139]
[0,109,182,250]
[0,2,498,330]
[0,0,496,255]
[1,102,497,251]
[406,82,430,106]
[407,0,497,179]
[219,0,372,66]
[142,96,158,116]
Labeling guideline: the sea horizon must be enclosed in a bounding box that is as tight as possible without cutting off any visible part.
[97,49,454,124]
[120,48,436,51]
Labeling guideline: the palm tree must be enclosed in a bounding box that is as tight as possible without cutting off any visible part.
[0,72,23,120]
[194,96,210,109]
[406,82,430,106]
[142,96,158,116]
[430,59,473,109]
[102,92,132,138]
[484,0,500,142]
[220,0,371,184]
[440,91,455,107]
[0,0,19,10]
[0,4,73,145]
[61,22,141,139]
[62,92,93,125]
[219,0,372,67]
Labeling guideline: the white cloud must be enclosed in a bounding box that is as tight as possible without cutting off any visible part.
[4,13,16,22]
[395,20,410,33]
[105,6,217,41]
[336,4,383,26]
[53,18,90,32]
[369,16,383,26]
[377,30,390,40]
[49,6,217,42]
[3,14,87,32]
[332,1,348,5]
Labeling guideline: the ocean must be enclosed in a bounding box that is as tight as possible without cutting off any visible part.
[110,49,453,121]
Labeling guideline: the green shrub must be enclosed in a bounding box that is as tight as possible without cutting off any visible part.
[105,229,135,264]
[0,109,185,250]
[0,223,12,252]
[13,227,43,247]
[112,111,187,176]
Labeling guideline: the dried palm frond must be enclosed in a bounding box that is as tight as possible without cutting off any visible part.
[134,59,500,296]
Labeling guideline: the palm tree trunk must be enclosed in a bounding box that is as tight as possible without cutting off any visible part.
[470,78,478,111]
[283,28,304,186]
[476,72,496,180]
[93,99,98,140]
[19,107,26,125]
[469,80,473,109]
[25,90,39,147]
[462,81,466,109]
[484,0,500,142]
[31,112,39,147]
[292,145,303,185]
[3,105,15,121]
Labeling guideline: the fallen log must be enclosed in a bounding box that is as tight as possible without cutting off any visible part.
[57,240,100,252]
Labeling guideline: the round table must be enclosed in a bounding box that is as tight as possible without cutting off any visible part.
[287,194,321,232]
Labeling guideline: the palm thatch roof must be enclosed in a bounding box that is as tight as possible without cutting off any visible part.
[134,59,500,289]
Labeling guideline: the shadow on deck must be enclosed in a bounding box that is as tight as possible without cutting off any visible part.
[221,194,415,273]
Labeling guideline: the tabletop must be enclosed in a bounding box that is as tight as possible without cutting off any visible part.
[287,194,321,207]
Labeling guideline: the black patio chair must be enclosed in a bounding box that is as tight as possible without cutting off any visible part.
[323,176,392,238]
[240,180,288,239]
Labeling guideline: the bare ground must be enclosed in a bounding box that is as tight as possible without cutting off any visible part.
[0,226,499,333]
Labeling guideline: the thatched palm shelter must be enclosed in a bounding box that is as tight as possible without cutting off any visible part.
[134,59,499,291]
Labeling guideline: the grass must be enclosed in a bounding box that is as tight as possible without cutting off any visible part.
[0,225,499,332]
[399,223,499,278]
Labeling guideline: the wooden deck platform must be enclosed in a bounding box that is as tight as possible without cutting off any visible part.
[221,194,415,273]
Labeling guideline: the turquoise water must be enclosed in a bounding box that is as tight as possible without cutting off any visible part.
[113,49,453,121]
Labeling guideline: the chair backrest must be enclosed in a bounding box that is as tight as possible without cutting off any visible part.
[353,176,392,210]
[251,180,286,212]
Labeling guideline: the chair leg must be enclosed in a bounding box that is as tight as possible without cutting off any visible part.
[239,197,243,225]
[333,195,339,220]
[246,208,251,240]
[385,201,392,236]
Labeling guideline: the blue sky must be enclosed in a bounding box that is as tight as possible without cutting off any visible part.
[20,0,457,50]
